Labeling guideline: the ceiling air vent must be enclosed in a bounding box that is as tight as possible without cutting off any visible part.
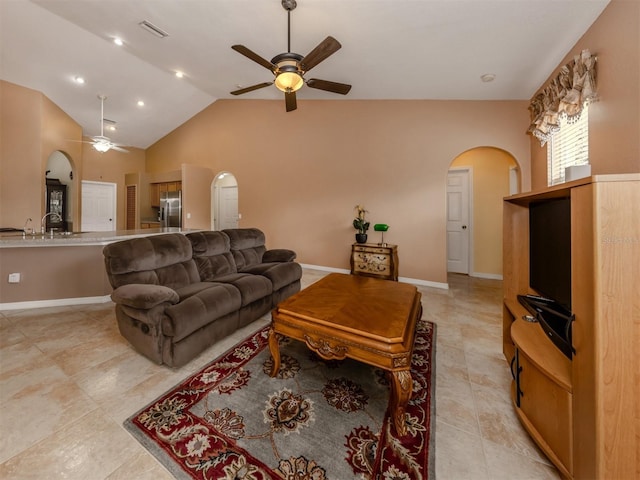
[138,20,169,38]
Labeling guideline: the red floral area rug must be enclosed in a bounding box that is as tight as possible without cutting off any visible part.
[124,320,435,479]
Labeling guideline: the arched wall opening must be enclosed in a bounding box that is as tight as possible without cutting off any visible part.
[211,172,239,231]
[45,150,76,232]
[447,146,520,278]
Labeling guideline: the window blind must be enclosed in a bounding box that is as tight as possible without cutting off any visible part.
[547,105,589,186]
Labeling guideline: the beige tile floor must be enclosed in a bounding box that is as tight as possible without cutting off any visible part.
[0,268,561,479]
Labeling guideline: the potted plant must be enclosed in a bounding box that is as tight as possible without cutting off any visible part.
[353,205,370,243]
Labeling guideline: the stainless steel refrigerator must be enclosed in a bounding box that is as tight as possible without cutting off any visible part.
[160,191,182,228]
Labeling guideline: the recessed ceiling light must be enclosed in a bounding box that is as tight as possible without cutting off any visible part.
[175,71,184,78]
[74,76,85,84]
[480,73,496,83]
[113,37,123,46]
[137,100,145,107]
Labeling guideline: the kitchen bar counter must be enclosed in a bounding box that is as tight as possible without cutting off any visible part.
[0,228,200,309]
[0,227,197,248]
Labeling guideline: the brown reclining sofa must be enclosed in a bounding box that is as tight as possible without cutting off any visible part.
[103,228,301,367]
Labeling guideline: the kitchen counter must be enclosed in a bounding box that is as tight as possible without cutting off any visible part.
[0,227,201,308]
[0,227,197,248]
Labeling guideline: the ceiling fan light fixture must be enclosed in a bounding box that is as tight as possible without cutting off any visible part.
[275,70,304,92]
[93,141,111,153]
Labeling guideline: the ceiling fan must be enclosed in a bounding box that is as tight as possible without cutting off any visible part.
[230,0,352,112]
[83,95,128,153]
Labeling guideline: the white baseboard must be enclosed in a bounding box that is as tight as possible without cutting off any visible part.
[470,272,504,280]
[1,265,455,311]
[300,264,449,290]
[0,295,112,311]
[299,264,350,275]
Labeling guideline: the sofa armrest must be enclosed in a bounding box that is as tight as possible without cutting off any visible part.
[111,284,179,310]
[263,249,297,263]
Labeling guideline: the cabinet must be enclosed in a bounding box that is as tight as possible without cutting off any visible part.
[350,243,398,281]
[45,178,67,232]
[150,181,181,207]
[140,222,160,229]
[503,174,639,479]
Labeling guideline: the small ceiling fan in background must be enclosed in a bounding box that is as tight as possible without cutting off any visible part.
[230,0,352,112]
[80,95,128,153]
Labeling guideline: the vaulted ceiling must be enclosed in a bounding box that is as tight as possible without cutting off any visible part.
[0,0,610,149]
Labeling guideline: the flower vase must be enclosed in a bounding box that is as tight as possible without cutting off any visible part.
[355,233,368,244]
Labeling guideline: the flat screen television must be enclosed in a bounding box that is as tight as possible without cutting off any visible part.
[529,197,572,310]
[526,196,574,359]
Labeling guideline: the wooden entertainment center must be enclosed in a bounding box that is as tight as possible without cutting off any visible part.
[502,174,639,479]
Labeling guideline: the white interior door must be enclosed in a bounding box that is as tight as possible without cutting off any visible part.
[81,181,116,231]
[447,169,470,274]
[219,185,238,230]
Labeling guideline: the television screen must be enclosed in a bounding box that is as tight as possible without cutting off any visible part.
[529,197,572,310]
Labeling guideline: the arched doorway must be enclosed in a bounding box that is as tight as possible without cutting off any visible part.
[211,172,239,230]
[45,151,75,232]
[447,147,520,278]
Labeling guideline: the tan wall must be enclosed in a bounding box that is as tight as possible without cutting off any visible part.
[530,0,640,189]
[182,164,215,229]
[0,81,84,229]
[42,94,83,229]
[0,245,111,303]
[451,147,517,277]
[147,99,530,284]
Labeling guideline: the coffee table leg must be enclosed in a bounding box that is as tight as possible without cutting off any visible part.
[268,327,280,377]
[390,369,412,436]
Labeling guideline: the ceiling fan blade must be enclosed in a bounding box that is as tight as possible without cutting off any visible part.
[306,78,352,95]
[231,45,276,71]
[285,91,297,112]
[112,146,129,153]
[300,36,342,72]
[230,82,273,96]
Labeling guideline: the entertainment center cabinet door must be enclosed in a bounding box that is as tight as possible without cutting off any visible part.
[517,350,573,478]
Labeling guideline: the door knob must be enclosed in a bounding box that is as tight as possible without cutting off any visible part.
[462,225,467,229]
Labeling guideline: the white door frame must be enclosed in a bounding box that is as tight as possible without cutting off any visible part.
[446,167,473,274]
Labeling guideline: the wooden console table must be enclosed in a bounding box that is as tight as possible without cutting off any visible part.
[350,243,398,281]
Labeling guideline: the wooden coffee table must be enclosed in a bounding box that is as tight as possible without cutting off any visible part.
[268,273,422,436]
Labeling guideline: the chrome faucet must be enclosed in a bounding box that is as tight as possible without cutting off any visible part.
[41,212,61,234]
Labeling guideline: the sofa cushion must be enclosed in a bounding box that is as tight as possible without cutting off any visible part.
[175,282,222,301]
[241,262,303,291]
[164,283,242,342]
[187,231,238,280]
[213,273,273,307]
[103,234,200,290]
[223,228,267,270]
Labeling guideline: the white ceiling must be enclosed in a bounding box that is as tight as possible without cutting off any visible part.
[0,0,610,149]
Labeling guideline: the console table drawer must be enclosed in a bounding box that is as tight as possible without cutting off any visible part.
[350,243,398,281]
[352,251,391,265]
[353,245,390,255]
[353,261,392,277]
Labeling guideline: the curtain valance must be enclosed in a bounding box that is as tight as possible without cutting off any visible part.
[527,49,597,145]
